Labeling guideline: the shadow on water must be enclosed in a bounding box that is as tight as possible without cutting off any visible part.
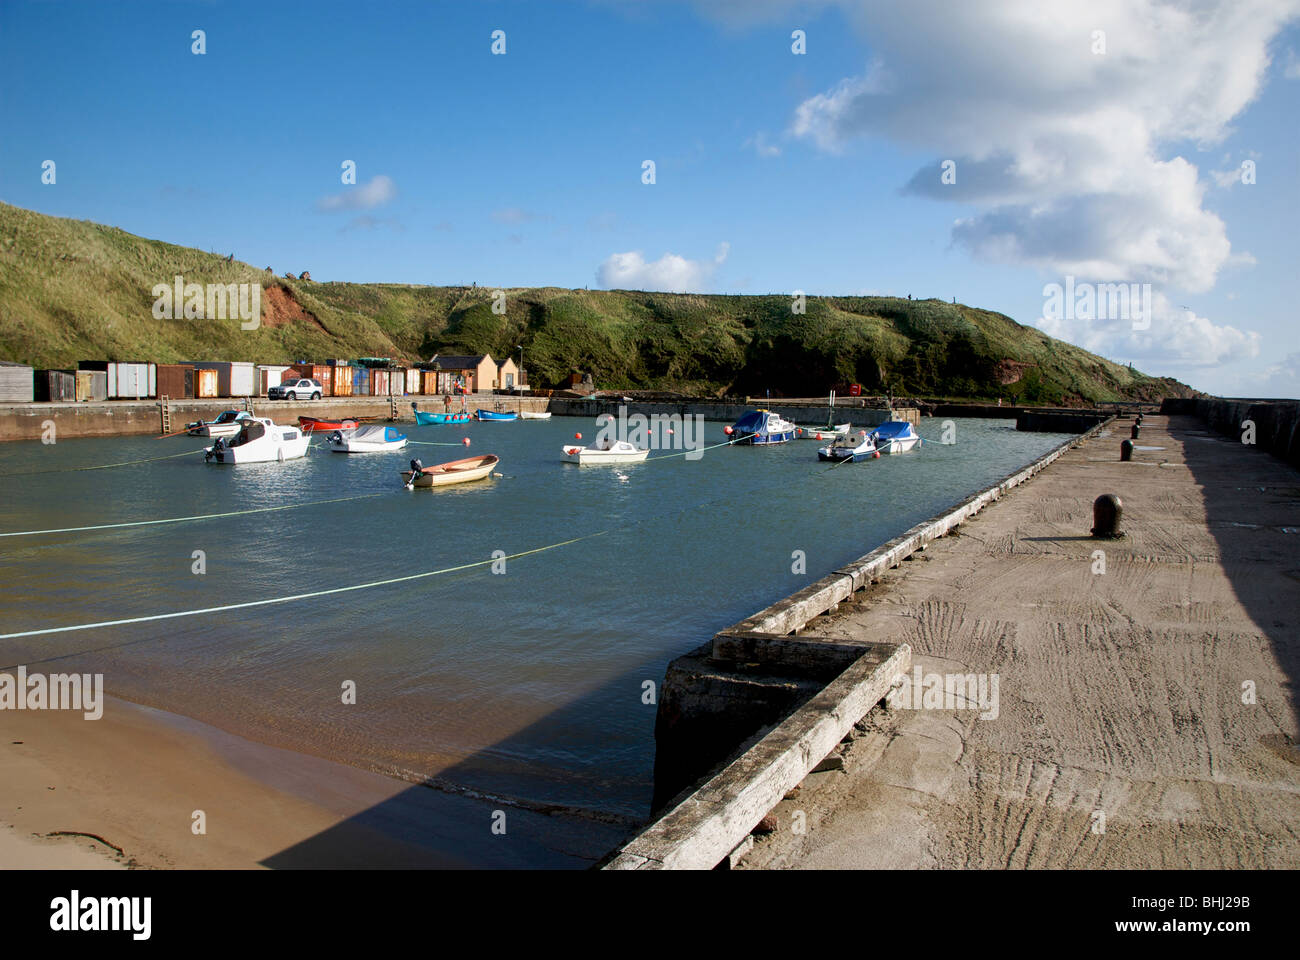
[1171,414,1300,728]
[258,662,657,869]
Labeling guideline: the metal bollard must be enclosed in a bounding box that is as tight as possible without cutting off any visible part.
[1121,439,1134,461]
[1091,494,1124,538]
[1131,423,1141,439]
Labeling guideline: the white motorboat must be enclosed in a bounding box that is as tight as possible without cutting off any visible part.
[729,409,798,444]
[186,409,252,438]
[797,423,851,441]
[871,420,923,454]
[325,424,408,453]
[518,411,552,420]
[205,418,309,463]
[561,438,650,465]
[818,430,878,462]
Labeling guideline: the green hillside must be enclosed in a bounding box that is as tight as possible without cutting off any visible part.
[0,202,1196,403]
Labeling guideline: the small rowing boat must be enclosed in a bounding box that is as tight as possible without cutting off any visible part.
[518,411,552,420]
[476,409,518,421]
[401,454,500,488]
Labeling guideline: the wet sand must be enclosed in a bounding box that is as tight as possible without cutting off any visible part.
[745,415,1300,869]
[0,694,625,869]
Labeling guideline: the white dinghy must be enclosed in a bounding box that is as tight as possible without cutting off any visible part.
[561,438,650,465]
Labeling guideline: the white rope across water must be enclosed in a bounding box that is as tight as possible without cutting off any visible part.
[0,492,388,539]
[0,447,205,478]
[0,532,609,640]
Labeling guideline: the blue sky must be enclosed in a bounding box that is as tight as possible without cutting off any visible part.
[2,0,1297,396]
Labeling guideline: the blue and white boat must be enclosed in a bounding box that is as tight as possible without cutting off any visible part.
[870,420,923,454]
[730,409,797,445]
[476,409,518,422]
[818,431,878,462]
[325,424,408,453]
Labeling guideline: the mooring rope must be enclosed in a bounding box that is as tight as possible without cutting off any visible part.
[0,447,205,479]
[0,492,388,539]
[0,531,611,641]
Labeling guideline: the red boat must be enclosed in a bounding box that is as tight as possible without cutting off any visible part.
[298,415,377,433]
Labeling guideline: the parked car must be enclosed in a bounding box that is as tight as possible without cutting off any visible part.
[268,378,323,400]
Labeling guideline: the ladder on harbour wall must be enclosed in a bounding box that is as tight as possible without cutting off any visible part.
[159,396,171,434]
[389,395,399,421]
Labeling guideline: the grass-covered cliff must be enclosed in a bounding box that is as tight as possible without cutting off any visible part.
[0,202,1195,403]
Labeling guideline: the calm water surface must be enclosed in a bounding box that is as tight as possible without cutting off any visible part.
[0,416,1070,840]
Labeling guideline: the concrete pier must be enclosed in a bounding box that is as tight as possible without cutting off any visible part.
[742,414,1300,869]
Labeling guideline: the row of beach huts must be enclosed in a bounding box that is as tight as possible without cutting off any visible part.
[0,354,527,403]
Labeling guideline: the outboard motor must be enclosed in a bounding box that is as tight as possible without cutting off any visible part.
[405,458,423,489]
[329,430,344,446]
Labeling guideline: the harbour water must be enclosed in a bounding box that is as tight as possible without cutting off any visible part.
[0,416,1073,862]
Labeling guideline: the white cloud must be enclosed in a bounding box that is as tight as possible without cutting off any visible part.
[1035,291,1260,367]
[596,243,729,292]
[742,132,782,157]
[788,0,1299,293]
[318,175,396,211]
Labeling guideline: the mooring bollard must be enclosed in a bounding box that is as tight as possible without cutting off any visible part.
[1130,423,1141,439]
[1136,412,1145,425]
[1091,494,1124,538]
[1121,439,1134,461]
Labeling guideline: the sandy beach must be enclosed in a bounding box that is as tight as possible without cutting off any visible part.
[1,693,621,869]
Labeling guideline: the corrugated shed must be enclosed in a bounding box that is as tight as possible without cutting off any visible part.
[34,369,76,402]
[75,370,108,402]
[156,364,194,399]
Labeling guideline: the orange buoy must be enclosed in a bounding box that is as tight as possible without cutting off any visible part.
[462,437,471,446]
[724,426,734,435]
[575,433,582,440]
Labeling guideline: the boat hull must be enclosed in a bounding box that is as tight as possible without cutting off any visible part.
[206,437,309,463]
[876,436,922,454]
[327,438,407,453]
[188,422,242,438]
[414,411,471,425]
[561,446,650,465]
[518,411,551,420]
[475,410,518,421]
[299,416,367,433]
[735,430,796,445]
[401,455,499,487]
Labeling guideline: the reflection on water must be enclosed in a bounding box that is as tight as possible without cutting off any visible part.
[0,417,1071,819]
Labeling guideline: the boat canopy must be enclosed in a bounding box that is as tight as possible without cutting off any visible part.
[213,409,247,424]
[732,410,771,433]
[871,421,916,439]
[351,424,405,443]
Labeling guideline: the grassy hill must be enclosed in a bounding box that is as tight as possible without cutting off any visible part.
[0,202,1196,404]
